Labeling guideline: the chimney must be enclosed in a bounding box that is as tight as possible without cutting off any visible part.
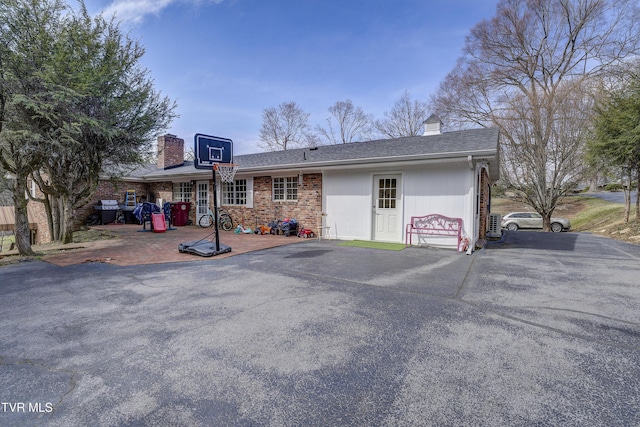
[157,134,185,169]
[423,114,442,136]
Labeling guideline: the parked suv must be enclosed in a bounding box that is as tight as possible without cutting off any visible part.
[501,212,571,232]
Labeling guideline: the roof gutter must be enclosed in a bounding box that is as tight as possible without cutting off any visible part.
[236,149,498,174]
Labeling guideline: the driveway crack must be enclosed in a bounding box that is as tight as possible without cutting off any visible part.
[0,356,78,419]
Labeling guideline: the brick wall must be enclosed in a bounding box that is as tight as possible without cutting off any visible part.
[74,180,174,231]
[151,182,174,206]
[157,134,185,169]
[223,173,323,231]
[29,171,324,242]
[28,198,49,245]
[26,179,180,244]
[27,133,186,243]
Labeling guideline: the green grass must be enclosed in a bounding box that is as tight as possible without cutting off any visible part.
[337,240,406,251]
[569,197,626,231]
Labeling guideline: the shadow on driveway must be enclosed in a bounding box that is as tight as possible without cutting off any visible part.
[487,230,579,251]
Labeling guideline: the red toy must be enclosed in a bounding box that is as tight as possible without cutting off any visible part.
[151,212,166,233]
[297,228,316,238]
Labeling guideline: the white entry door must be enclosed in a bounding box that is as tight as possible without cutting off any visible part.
[373,175,402,242]
[196,180,209,225]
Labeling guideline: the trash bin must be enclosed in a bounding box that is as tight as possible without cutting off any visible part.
[171,202,191,226]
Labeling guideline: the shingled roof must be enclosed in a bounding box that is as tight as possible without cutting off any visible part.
[117,127,499,181]
[235,127,499,170]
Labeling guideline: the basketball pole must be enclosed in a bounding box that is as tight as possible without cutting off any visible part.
[212,166,221,252]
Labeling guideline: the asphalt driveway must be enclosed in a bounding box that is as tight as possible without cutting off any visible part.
[1,232,639,426]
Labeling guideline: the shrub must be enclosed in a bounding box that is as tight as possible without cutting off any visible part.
[604,183,623,192]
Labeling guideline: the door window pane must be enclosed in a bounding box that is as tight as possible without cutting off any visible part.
[378,178,398,210]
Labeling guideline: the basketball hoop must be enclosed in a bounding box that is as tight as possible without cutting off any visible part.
[214,163,239,183]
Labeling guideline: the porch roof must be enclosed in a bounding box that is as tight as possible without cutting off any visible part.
[0,206,38,232]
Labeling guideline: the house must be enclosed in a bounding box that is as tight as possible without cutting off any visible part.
[29,120,500,251]
[0,204,39,245]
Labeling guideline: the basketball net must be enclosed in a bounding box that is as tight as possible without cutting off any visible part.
[214,163,239,183]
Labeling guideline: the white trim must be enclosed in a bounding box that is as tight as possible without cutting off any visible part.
[222,178,249,206]
[215,177,221,207]
[196,180,209,225]
[372,173,403,243]
[246,177,254,208]
[172,181,193,203]
[272,176,298,201]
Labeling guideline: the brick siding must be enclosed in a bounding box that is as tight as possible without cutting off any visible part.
[223,173,322,231]
[28,197,49,245]
[27,180,178,244]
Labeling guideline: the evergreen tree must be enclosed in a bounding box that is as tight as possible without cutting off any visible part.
[0,0,176,251]
[588,73,640,221]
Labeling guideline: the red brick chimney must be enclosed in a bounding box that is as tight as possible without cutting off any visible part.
[157,134,185,169]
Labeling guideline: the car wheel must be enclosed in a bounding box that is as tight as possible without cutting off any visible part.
[550,222,563,233]
[506,223,519,231]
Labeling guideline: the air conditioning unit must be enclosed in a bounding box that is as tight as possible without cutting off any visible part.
[487,213,502,238]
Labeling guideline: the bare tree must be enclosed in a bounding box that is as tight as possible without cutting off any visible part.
[303,132,322,148]
[433,0,640,231]
[258,101,314,151]
[317,99,372,144]
[375,91,431,138]
[184,147,195,161]
[500,79,596,217]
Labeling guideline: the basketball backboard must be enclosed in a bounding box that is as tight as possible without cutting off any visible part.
[194,134,233,170]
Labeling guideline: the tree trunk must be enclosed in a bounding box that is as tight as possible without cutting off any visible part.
[43,193,55,243]
[636,167,640,221]
[542,214,551,232]
[624,189,630,223]
[590,175,599,192]
[623,170,631,223]
[60,194,75,244]
[12,174,35,256]
[52,197,61,241]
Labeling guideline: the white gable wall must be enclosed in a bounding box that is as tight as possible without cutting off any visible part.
[323,160,476,248]
[403,162,475,248]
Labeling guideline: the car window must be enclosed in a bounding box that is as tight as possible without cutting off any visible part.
[531,213,542,219]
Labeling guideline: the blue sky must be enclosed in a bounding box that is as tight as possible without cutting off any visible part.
[87,0,498,155]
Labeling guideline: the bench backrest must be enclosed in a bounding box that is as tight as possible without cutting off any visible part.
[410,215,461,234]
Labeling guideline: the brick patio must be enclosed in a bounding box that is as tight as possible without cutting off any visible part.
[41,224,307,267]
